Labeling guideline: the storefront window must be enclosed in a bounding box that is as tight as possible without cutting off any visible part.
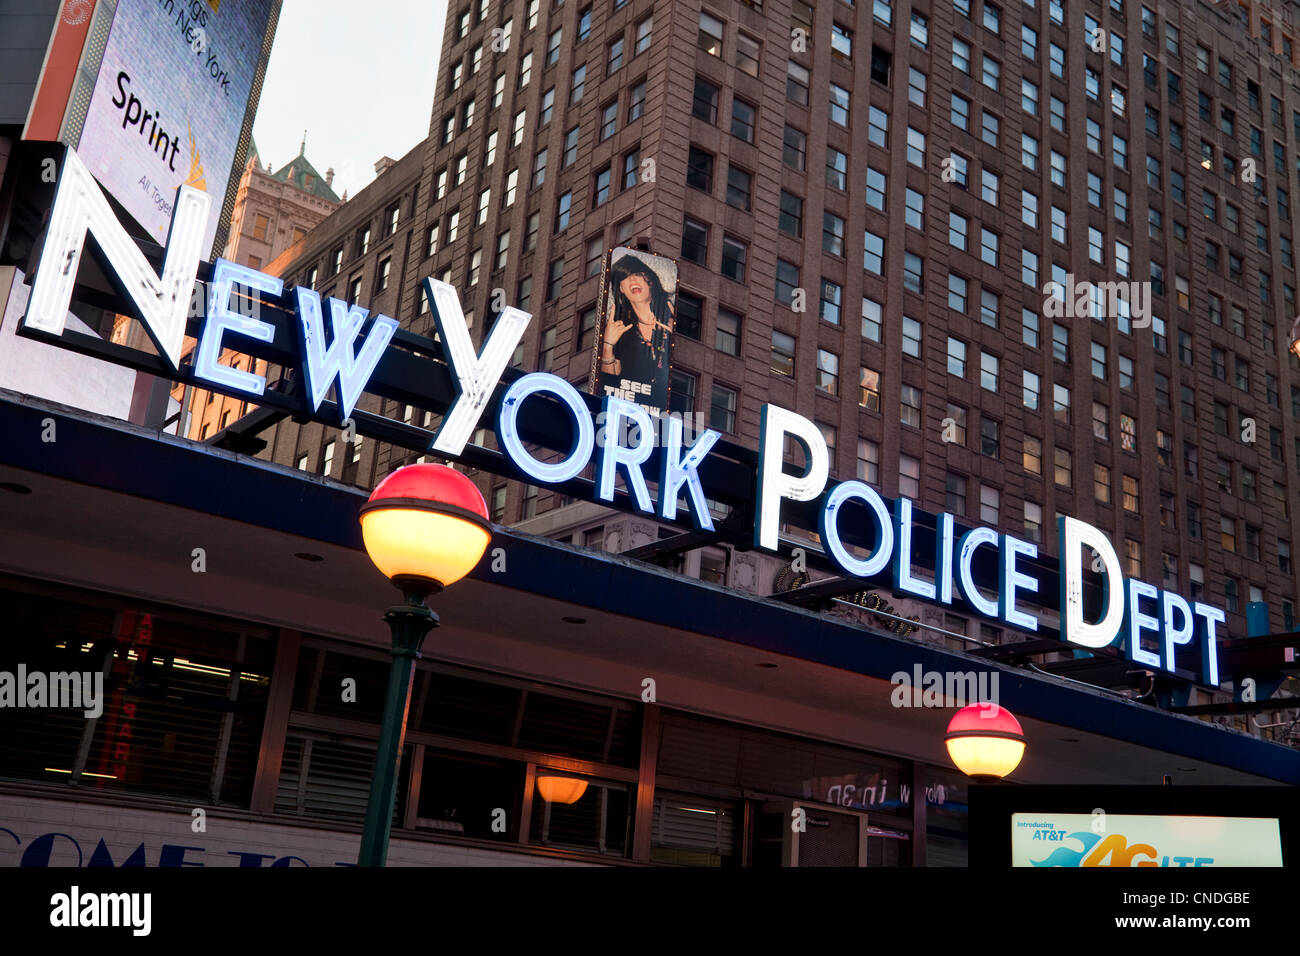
[923,765,969,866]
[0,582,273,807]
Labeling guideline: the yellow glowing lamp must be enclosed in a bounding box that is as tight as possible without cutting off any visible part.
[359,464,492,593]
[944,703,1027,780]
[536,774,589,805]
[1289,316,1300,360]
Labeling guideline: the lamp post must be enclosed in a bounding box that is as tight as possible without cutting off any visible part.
[944,703,1026,783]
[356,463,492,866]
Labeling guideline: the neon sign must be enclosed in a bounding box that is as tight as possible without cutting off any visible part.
[20,147,1226,685]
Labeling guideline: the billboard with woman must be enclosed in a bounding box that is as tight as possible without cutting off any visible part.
[594,247,677,417]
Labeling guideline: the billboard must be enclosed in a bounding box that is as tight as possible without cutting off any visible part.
[1011,813,1284,867]
[593,247,677,418]
[72,0,276,254]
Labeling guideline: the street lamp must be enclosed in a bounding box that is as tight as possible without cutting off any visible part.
[944,703,1026,782]
[356,463,492,866]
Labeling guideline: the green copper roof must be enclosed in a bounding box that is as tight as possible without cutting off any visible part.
[269,137,340,203]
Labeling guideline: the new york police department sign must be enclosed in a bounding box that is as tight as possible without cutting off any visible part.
[20,147,1226,686]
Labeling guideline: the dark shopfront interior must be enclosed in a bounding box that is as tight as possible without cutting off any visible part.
[0,391,1293,867]
[0,577,961,866]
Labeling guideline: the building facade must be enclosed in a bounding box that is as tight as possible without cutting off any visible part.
[240,0,1300,740]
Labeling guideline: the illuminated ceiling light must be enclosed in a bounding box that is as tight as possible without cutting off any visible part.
[945,703,1027,780]
[536,773,589,805]
[360,463,492,594]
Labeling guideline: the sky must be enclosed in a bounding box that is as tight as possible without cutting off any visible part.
[251,0,447,200]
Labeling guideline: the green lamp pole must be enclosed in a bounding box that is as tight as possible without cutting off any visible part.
[355,464,493,866]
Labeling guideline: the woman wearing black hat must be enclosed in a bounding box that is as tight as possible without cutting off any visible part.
[599,253,675,399]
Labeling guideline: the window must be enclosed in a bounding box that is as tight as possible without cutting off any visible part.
[783,126,807,171]
[899,455,920,498]
[726,165,752,211]
[953,37,972,73]
[693,78,719,124]
[600,101,618,141]
[583,236,602,279]
[1022,78,1038,116]
[906,127,925,168]
[822,148,849,193]
[735,32,760,76]
[570,64,586,104]
[710,384,737,433]
[1022,133,1038,170]
[857,439,880,484]
[732,98,756,144]
[776,260,799,305]
[1094,464,1112,503]
[868,106,888,148]
[982,54,1000,91]
[555,192,572,231]
[832,23,854,62]
[1054,447,1072,487]
[908,67,926,107]
[981,169,999,205]
[771,330,796,376]
[816,349,839,395]
[820,279,842,324]
[698,12,723,56]
[1053,383,1070,424]
[902,317,922,357]
[1118,416,1138,452]
[1093,401,1110,441]
[948,337,968,377]
[980,228,999,267]
[864,230,885,275]
[911,11,928,47]
[981,111,999,148]
[1024,436,1042,476]
[980,352,999,392]
[687,146,713,192]
[622,149,640,190]
[948,273,968,313]
[1022,190,1039,228]
[948,213,968,251]
[945,473,968,515]
[715,308,741,356]
[635,17,653,55]
[787,60,809,105]
[1025,502,1043,543]
[546,258,564,301]
[721,236,747,281]
[1023,370,1040,410]
[592,166,612,207]
[904,188,924,230]
[681,218,708,264]
[903,252,922,293]
[980,485,1000,524]
[607,36,624,74]
[532,147,548,188]
[900,384,922,428]
[675,293,702,341]
[376,257,391,292]
[952,94,970,130]
[829,84,851,127]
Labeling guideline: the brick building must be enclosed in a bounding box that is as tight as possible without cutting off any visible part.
[253,0,1300,737]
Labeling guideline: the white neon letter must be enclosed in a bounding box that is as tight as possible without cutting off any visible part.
[23,147,209,368]
[1058,516,1125,649]
[659,415,719,530]
[294,288,399,422]
[753,404,828,551]
[596,396,655,512]
[426,278,530,455]
[194,259,281,396]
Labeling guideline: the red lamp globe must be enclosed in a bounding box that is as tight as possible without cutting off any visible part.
[944,703,1026,780]
[359,464,492,591]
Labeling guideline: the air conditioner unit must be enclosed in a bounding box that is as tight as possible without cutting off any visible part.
[755,800,869,867]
